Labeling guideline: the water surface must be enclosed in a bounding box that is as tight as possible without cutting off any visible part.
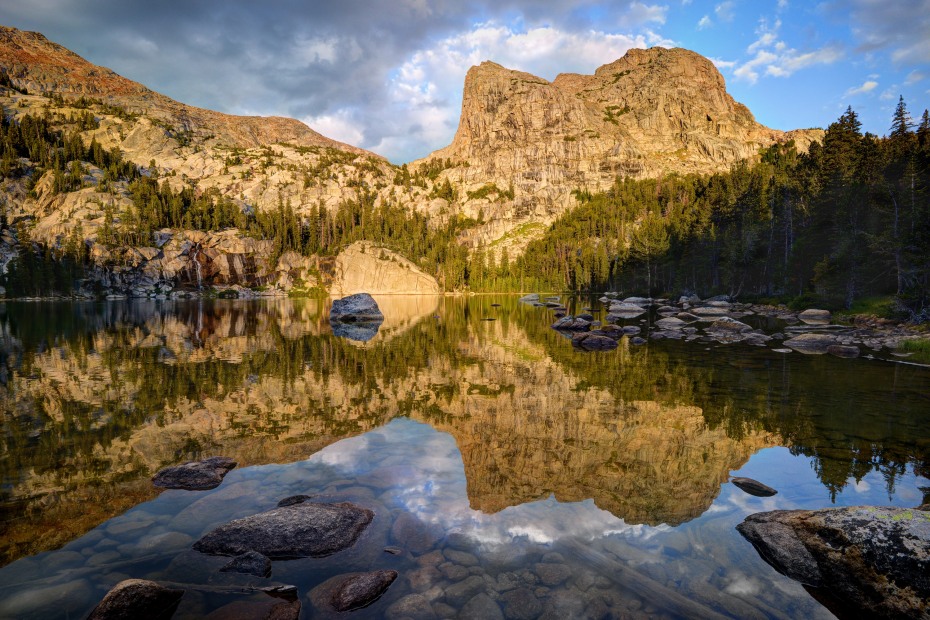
[0,296,927,618]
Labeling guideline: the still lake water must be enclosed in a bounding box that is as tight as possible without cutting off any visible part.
[0,295,927,619]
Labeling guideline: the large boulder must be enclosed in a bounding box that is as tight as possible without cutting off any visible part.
[330,293,384,342]
[309,570,398,613]
[152,456,237,490]
[193,501,373,559]
[330,293,384,322]
[87,579,184,620]
[737,506,930,619]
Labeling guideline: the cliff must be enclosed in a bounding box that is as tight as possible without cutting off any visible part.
[424,47,822,250]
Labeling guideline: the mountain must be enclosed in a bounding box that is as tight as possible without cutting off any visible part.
[424,47,822,250]
[0,26,369,153]
[0,26,832,297]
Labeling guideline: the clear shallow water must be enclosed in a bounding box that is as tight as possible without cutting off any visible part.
[0,296,928,618]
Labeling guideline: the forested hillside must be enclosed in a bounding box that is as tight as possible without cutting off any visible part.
[514,99,930,318]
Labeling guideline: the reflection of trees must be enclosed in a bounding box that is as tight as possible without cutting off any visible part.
[1,296,928,563]
[518,309,930,499]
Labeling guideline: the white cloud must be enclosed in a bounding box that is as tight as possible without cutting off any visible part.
[715,1,736,22]
[734,50,778,84]
[364,22,651,161]
[710,57,736,70]
[627,2,669,25]
[844,0,930,64]
[777,0,789,8]
[697,15,712,29]
[843,80,879,97]
[905,70,926,84]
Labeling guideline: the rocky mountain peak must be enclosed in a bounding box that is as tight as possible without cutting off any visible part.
[423,45,822,251]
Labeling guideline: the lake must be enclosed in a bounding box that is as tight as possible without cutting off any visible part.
[0,296,928,618]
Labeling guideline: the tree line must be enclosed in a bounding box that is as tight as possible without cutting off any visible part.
[2,97,929,319]
[516,98,930,318]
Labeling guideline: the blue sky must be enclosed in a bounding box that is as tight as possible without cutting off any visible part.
[2,1,928,162]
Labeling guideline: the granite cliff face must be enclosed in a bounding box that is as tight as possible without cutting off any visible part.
[426,47,822,250]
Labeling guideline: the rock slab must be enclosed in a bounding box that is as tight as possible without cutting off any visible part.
[87,579,184,620]
[152,456,237,490]
[330,293,385,323]
[737,506,930,619]
[193,501,373,559]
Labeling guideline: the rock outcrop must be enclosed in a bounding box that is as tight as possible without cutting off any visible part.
[327,242,440,296]
[424,47,823,250]
[737,506,930,619]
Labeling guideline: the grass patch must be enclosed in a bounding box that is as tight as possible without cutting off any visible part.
[837,296,898,319]
[898,338,930,363]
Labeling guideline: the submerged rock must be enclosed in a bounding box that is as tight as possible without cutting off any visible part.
[655,317,687,330]
[310,570,398,613]
[731,477,778,497]
[193,501,373,559]
[87,579,183,620]
[737,506,930,619]
[827,344,860,358]
[220,550,272,578]
[152,456,237,490]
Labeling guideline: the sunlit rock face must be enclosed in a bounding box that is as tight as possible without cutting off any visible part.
[327,242,440,296]
[423,47,822,252]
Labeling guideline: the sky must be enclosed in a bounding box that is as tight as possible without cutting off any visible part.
[2,1,928,163]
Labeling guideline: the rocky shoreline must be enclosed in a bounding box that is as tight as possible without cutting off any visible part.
[524,292,927,360]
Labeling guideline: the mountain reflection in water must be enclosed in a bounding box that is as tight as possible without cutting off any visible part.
[0,296,927,617]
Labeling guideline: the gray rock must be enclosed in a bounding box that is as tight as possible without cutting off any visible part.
[87,579,184,620]
[444,575,486,607]
[500,587,542,620]
[310,570,398,613]
[277,494,313,507]
[444,548,479,567]
[460,593,504,620]
[706,317,753,333]
[630,337,647,346]
[330,293,384,341]
[798,308,832,324]
[571,333,619,350]
[330,293,384,322]
[827,344,860,358]
[534,562,571,586]
[655,317,687,330]
[193,501,373,559]
[386,594,437,620]
[220,550,272,578]
[519,294,540,303]
[731,477,778,497]
[737,506,930,619]
[152,456,236,490]
[691,306,729,317]
[784,333,836,354]
[620,325,641,335]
